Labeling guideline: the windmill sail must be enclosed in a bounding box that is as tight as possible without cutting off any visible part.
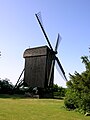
[55,56,67,81]
[55,33,61,53]
[0,51,1,56]
[48,59,55,86]
[35,13,53,50]
[48,34,61,86]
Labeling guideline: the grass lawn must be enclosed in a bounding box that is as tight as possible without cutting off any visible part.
[0,97,90,120]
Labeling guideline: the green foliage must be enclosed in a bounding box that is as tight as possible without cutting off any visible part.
[53,84,66,98]
[64,56,90,114]
[0,78,13,94]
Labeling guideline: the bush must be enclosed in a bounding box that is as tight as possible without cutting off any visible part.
[64,56,90,114]
[53,84,66,98]
[0,78,13,94]
[64,89,79,109]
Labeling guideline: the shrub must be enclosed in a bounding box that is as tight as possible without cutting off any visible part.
[64,56,90,114]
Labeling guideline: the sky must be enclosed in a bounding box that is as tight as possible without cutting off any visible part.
[0,0,90,87]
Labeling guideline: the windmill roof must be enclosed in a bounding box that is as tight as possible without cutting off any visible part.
[23,45,50,58]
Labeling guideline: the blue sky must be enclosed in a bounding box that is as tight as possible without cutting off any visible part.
[0,0,90,87]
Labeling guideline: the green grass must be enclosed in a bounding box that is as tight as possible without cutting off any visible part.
[0,97,90,120]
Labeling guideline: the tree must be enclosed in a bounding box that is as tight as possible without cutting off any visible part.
[53,84,66,98]
[64,56,90,114]
[0,78,13,94]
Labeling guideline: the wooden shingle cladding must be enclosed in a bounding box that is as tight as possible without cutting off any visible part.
[23,46,54,88]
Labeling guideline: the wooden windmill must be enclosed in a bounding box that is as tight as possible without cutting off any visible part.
[15,12,67,97]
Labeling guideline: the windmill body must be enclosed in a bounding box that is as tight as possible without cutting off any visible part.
[23,45,54,88]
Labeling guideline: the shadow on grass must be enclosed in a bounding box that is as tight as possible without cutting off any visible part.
[0,94,26,99]
[0,94,64,100]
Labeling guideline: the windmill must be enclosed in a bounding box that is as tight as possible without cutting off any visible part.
[35,12,67,87]
[14,12,67,97]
